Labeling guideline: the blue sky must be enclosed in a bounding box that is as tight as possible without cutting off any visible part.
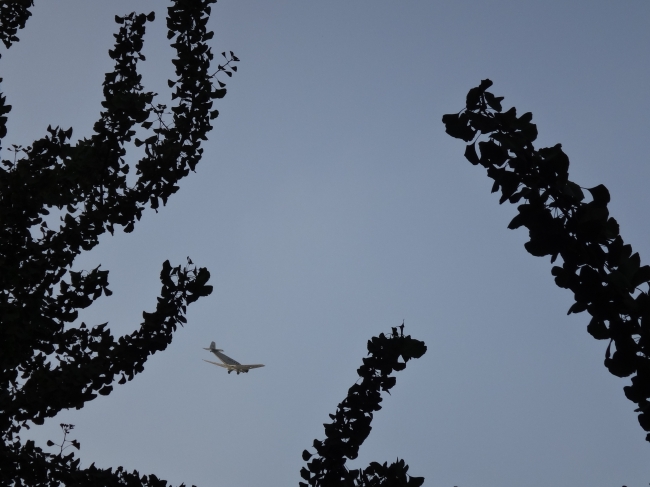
[4,1,650,486]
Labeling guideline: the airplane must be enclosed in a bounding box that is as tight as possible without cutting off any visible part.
[203,342,265,375]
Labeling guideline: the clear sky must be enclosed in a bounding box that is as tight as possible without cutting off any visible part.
[4,1,650,486]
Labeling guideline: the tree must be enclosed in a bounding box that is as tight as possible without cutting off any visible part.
[0,3,428,487]
[0,1,238,485]
[443,79,650,443]
[300,324,426,487]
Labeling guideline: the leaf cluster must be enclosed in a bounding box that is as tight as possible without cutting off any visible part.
[300,324,426,487]
[0,0,33,56]
[443,79,650,441]
[0,1,234,485]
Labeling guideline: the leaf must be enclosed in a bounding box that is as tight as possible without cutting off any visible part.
[211,88,227,99]
[587,184,611,205]
[401,339,427,360]
[464,143,480,165]
[518,112,533,124]
[507,213,525,230]
[409,476,425,487]
[302,450,312,461]
[98,385,113,397]
[632,266,650,287]
[47,440,54,447]
[605,217,620,239]
[567,301,588,315]
[478,139,508,166]
[441,113,475,142]
[587,318,609,340]
[484,92,504,112]
[465,79,493,110]
[564,181,584,202]
[605,348,637,378]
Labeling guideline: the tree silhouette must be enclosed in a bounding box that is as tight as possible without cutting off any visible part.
[443,79,650,443]
[0,4,427,487]
[300,324,426,487]
[0,1,237,485]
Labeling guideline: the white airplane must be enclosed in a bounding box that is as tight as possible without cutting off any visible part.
[203,342,265,375]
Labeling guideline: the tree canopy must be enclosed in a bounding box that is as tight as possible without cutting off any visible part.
[0,1,235,484]
[2,1,646,486]
[300,325,426,487]
[0,2,427,486]
[444,79,650,443]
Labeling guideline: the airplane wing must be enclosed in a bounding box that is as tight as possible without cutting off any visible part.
[212,350,241,366]
[240,364,265,370]
[203,359,230,369]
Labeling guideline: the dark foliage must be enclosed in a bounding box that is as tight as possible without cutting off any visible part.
[0,0,33,58]
[443,79,650,442]
[300,324,426,487]
[0,1,237,485]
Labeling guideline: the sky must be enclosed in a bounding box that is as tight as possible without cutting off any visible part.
[3,1,650,486]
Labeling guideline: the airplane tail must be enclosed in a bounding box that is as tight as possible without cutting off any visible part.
[203,341,218,351]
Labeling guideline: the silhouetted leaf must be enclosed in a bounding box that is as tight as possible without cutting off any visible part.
[442,113,476,142]
[211,88,227,99]
[484,91,504,112]
[587,184,611,205]
[465,79,493,110]
[587,318,609,340]
[464,143,480,165]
